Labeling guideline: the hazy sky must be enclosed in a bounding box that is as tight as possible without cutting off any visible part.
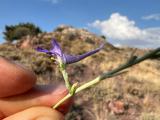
[0,0,160,48]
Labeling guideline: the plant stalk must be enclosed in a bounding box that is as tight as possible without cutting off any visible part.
[53,47,160,109]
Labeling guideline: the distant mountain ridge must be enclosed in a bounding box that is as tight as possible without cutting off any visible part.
[16,25,116,50]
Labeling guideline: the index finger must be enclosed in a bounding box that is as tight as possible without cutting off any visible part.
[0,57,36,97]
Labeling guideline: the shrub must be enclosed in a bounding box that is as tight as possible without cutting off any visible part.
[3,23,42,42]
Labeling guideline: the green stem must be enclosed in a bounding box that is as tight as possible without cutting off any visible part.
[60,69,71,90]
[53,76,101,109]
[58,59,72,91]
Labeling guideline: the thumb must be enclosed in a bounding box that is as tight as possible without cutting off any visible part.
[4,106,64,120]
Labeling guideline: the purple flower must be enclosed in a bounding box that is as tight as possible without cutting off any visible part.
[36,39,104,64]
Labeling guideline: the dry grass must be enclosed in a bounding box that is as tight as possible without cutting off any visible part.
[66,48,160,120]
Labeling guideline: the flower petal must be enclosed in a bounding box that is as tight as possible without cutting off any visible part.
[36,47,50,53]
[63,54,79,64]
[64,43,105,64]
[50,39,63,57]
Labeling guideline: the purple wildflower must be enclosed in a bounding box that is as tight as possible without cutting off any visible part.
[36,39,104,64]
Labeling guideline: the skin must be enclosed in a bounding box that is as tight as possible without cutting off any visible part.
[0,57,72,120]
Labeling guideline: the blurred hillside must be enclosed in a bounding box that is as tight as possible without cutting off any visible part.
[0,25,160,120]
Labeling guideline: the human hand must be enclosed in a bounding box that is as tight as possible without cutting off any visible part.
[0,57,72,120]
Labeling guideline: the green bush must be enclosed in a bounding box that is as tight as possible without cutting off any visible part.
[13,27,31,40]
[3,23,42,42]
